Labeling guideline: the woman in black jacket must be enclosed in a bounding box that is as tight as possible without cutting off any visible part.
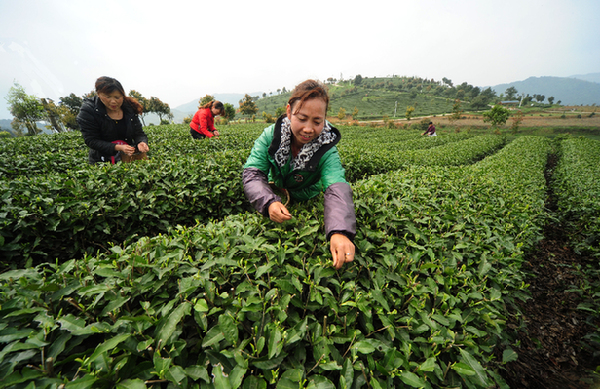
[77,76,149,164]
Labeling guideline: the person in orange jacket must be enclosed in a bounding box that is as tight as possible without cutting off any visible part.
[190,100,225,139]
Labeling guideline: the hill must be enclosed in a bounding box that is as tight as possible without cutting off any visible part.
[569,72,600,84]
[492,76,600,105]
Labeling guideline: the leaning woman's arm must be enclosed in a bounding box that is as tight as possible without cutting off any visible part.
[319,148,357,240]
[324,182,356,240]
[242,168,280,216]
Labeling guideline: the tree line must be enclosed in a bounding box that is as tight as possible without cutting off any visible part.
[349,75,557,110]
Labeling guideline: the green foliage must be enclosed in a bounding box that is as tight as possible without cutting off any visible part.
[405,106,415,120]
[0,134,555,388]
[223,103,236,120]
[450,99,462,122]
[482,105,511,127]
[256,77,461,121]
[199,95,215,107]
[337,107,346,120]
[148,96,173,123]
[504,86,518,100]
[4,121,599,388]
[239,94,258,116]
[553,137,600,257]
[6,82,45,136]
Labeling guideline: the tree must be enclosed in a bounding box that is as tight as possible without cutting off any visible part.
[6,82,45,136]
[548,96,555,105]
[199,95,215,107]
[510,109,524,134]
[521,94,533,106]
[505,86,518,100]
[338,107,346,120]
[442,77,453,87]
[469,86,481,99]
[223,103,236,120]
[60,93,83,113]
[59,93,83,130]
[480,87,497,104]
[469,95,488,110]
[275,106,286,117]
[40,98,67,133]
[148,97,173,124]
[449,99,462,122]
[239,94,258,116]
[483,104,510,127]
[354,74,363,86]
[129,90,150,126]
[405,106,415,120]
[352,107,359,120]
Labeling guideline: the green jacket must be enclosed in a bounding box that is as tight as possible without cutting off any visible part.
[243,116,356,240]
[243,119,347,201]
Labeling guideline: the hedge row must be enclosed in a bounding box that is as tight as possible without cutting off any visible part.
[0,137,551,388]
[0,127,502,267]
[342,134,506,182]
[0,149,251,266]
[553,137,600,257]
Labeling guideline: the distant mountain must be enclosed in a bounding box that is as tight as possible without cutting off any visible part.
[492,76,600,105]
[569,72,600,84]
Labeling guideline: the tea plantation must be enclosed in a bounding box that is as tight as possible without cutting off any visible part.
[0,124,598,388]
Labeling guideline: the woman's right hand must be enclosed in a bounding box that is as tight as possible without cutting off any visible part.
[268,201,292,223]
[116,144,136,156]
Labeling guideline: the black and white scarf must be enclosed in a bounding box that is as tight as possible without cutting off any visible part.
[274,117,337,171]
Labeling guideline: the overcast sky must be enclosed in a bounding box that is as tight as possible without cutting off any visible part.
[1,0,599,120]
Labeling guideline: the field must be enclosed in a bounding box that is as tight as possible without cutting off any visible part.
[0,123,599,389]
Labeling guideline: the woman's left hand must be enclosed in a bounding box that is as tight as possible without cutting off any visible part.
[330,233,355,269]
[137,142,149,153]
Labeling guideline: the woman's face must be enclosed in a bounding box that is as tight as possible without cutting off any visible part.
[287,98,326,147]
[98,90,124,112]
[211,106,221,116]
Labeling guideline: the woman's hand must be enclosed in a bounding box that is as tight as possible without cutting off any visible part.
[213,130,220,137]
[268,201,292,223]
[330,233,355,269]
[115,143,136,156]
[137,142,149,153]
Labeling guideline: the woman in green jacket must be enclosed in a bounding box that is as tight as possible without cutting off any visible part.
[243,80,356,269]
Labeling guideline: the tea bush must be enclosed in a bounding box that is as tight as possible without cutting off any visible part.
[0,133,554,388]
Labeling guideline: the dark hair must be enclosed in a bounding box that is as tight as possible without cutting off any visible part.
[95,76,143,115]
[287,79,329,114]
[200,100,225,116]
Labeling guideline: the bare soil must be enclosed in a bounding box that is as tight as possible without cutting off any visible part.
[498,154,600,389]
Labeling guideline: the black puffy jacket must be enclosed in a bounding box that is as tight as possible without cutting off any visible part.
[76,97,148,164]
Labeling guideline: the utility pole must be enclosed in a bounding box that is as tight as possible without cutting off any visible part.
[394,101,397,117]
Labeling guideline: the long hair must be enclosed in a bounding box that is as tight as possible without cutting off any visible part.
[95,76,144,115]
[287,79,329,114]
[200,100,225,116]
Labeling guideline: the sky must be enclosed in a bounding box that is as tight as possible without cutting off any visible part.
[1,0,599,120]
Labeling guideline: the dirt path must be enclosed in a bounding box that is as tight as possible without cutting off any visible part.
[499,154,600,388]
